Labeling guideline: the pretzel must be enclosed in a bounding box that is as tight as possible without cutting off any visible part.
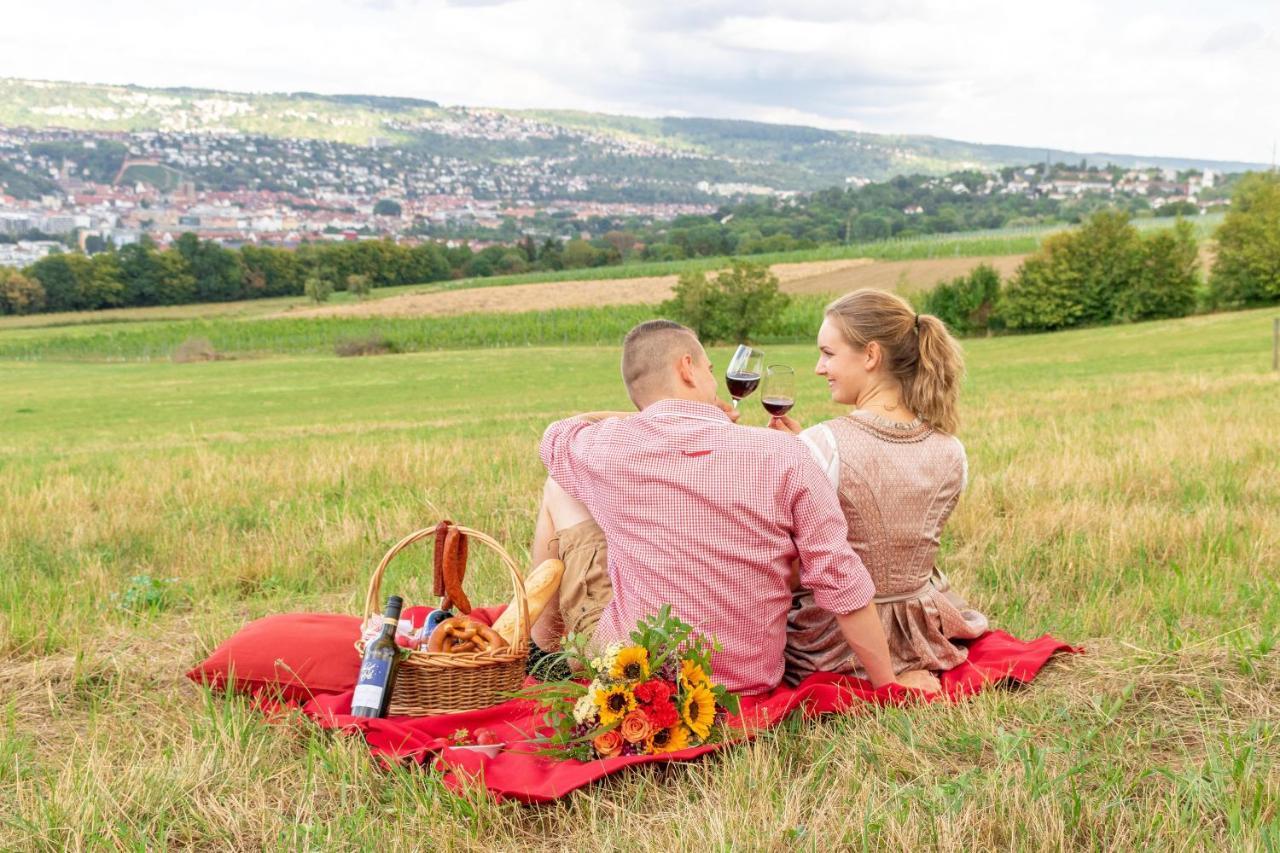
[442,524,471,615]
[426,617,508,654]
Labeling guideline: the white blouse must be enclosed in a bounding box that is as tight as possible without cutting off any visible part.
[797,417,968,492]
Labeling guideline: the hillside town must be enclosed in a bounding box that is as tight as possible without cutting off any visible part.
[0,122,1233,268]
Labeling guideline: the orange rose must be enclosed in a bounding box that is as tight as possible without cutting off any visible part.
[592,729,623,758]
[620,709,653,744]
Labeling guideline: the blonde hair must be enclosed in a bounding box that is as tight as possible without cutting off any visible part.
[824,289,965,434]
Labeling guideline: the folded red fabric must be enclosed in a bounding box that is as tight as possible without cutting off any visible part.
[297,629,1078,803]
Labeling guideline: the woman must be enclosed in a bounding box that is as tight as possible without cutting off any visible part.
[771,288,989,684]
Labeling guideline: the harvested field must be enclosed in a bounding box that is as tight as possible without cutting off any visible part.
[285,255,1028,319]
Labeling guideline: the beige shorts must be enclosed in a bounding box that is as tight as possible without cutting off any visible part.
[553,518,612,642]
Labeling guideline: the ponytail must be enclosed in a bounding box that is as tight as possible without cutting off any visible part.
[824,289,966,434]
[907,314,964,434]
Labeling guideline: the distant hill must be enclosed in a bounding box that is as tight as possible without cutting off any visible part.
[0,77,1267,191]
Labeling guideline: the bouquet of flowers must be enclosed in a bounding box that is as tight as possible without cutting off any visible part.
[525,606,741,760]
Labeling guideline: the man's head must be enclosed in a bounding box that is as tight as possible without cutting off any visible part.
[621,319,718,408]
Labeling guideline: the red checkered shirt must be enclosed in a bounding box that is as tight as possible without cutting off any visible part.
[539,399,875,695]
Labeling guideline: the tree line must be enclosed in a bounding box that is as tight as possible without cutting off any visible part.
[2,172,1278,322]
[916,172,1280,334]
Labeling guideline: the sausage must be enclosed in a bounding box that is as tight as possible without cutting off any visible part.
[442,524,471,615]
[431,519,452,599]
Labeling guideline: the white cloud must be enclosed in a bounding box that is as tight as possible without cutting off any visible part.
[0,0,1275,163]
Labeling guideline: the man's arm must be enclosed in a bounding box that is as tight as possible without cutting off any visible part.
[833,604,896,688]
[539,415,612,503]
[787,448,902,689]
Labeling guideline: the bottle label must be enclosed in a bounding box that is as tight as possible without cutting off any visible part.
[351,658,392,712]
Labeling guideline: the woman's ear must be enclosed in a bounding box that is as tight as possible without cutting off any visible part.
[864,340,882,372]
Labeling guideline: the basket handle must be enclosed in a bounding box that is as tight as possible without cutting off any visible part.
[362,525,530,649]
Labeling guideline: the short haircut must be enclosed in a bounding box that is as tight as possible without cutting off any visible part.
[621,319,700,404]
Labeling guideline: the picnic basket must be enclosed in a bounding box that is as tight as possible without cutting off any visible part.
[359,524,530,716]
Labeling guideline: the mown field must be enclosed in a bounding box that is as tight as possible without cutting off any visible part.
[1,304,1277,849]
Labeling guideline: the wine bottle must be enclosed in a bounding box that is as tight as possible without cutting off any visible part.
[351,594,404,718]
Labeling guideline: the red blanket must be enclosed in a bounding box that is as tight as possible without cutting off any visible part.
[295,629,1076,803]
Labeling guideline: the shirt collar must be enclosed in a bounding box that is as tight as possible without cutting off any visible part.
[642,399,732,424]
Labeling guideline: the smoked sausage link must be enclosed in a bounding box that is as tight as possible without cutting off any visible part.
[442,525,472,615]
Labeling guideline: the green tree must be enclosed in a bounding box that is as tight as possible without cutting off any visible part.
[27,252,91,312]
[1070,210,1143,323]
[998,210,1143,331]
[81,251,125,309]
[304,275,333,303]
[240,245,304,296]
[346,273,372,299]
[1118,219,1199,321]
[561,239,601,269]
[998,231,1089,331]
[1210,171,1280,306]
[918,263,1001,336]
[662,260,790,344]
[0,268,46,314]
[175,233,245,302]
[373,198,403,217]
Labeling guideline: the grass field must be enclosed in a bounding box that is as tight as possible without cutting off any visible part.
[1,304,1277,849]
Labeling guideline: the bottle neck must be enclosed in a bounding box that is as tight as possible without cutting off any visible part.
[379,601,403,640]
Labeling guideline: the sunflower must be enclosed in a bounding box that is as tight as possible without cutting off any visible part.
[594,684,636,726]
[609,646,650,683]
[645,723,692,754]
[680,683,717,740]
[680,658,710,689]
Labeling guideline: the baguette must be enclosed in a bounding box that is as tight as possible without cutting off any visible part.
[493,558,565,648]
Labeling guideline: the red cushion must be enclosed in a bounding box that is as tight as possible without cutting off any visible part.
[187,606,509,703]
[187,612,363,703]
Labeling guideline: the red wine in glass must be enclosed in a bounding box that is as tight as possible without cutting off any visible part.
[726,372,761,399]
[725,345,764,409]
[762,365,795,419]
[762,397,794,416]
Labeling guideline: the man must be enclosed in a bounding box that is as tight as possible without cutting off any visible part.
[532,319,939,695]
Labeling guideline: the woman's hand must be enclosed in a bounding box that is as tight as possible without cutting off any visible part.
[767,415,803,435]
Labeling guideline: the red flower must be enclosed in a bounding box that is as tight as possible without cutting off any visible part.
[634,679,675,705]
[643,699,679,729]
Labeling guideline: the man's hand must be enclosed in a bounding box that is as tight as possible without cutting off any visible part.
[713,397,741,423]
[767,415,803,434]
[895,669,941,693]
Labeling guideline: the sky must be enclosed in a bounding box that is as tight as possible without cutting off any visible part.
[1,0,1277,164]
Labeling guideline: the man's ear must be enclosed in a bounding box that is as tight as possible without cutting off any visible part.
[675,353,697,387]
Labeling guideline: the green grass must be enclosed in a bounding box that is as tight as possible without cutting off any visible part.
[0,305,1277,847]
[0,297,845,362]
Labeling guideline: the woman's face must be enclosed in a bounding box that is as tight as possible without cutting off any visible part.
[815,316,870,405]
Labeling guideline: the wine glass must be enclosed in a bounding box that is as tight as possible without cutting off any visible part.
[725,344,764,409]
[761,365,795,421]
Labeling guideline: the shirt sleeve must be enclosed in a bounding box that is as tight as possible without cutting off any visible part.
[797,423,839,489]
[786,447,875,615]
[538,417,598,502]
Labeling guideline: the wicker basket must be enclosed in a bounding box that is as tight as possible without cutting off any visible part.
[358,524,530,716]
